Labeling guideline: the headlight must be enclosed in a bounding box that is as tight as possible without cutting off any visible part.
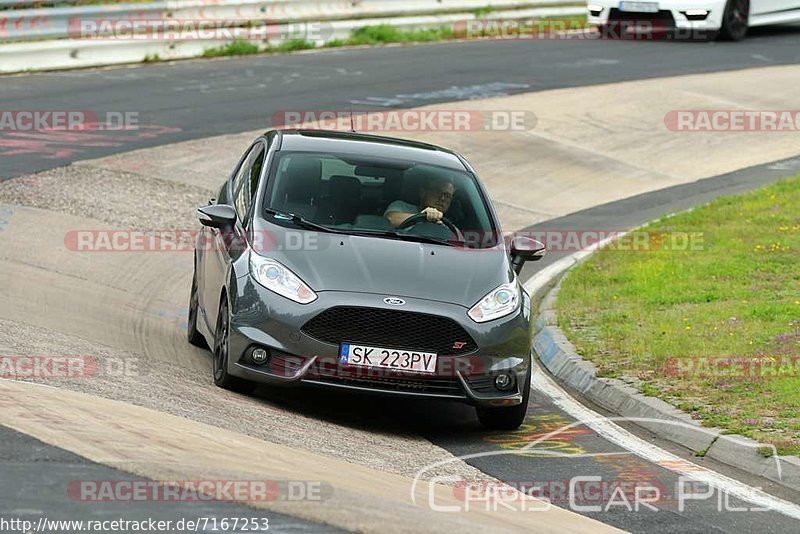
[249,254,317,304]
[468,282,520,323]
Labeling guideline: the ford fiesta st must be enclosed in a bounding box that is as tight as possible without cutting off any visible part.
[187,129,545,430]
[587,0,800,40]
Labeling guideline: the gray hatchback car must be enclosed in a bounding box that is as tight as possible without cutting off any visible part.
[188,130,545,429]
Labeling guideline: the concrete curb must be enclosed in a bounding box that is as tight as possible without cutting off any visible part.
[529,260,800,493]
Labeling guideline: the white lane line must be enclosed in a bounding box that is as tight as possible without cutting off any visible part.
[523,251,800,520]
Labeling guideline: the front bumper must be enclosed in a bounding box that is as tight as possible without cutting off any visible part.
[586,1,726,33]
[226,275,532,407]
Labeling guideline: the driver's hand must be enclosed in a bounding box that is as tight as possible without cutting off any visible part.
[421,207,443,223]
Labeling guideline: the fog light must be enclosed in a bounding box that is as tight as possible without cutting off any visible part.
[494,373,514,391]
[252,348,269,365]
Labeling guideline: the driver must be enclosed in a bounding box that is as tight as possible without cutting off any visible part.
[384,174,455,228]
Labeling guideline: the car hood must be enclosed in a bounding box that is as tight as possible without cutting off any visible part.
[252,223,513,308]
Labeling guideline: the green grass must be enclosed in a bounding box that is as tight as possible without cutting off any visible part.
[165,15,585,66]
[343,24,456,45]
[271,39,316,53]
[473,7,496,18]
[202,40,261,58]
[558,176,800,455]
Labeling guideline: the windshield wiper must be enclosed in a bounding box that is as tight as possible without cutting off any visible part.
[347,229,461,247]
[264,208,345,234]
[264,211,463,246]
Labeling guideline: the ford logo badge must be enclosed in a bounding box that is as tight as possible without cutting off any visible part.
[383,297,405,306]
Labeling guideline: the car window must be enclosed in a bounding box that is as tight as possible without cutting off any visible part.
[230,149,252,206]
[248,146,266,200]
[264,150,498,248]
[320,158,387,185]
[233,143,266,224]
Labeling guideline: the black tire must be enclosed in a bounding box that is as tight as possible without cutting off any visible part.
[212,296,256,394]
[187,272,207,348]
[476,364,531,431]
[718,0,749,41]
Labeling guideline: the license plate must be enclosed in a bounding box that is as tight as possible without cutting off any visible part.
[618,1,659,12]
[338,343,437,374]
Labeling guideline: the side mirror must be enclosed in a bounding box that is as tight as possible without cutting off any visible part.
[510,236,546,274]
[198,204,237,229]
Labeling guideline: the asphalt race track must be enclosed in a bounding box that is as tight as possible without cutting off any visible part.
[0,426,340,532]
[2,28,800,533]
[2,25,800,179]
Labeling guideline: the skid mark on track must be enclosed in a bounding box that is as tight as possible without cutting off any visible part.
[0,125,181,160]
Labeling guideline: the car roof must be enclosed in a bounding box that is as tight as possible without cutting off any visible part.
[273,129,468,171]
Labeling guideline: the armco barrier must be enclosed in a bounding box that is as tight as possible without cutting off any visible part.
[0,6,585,73]
[0,1,585,73]
[0,0,577,42]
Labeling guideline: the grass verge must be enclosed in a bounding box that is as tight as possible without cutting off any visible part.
[199,15,588,58]
[557,176,800,455]
[202,40,261,58]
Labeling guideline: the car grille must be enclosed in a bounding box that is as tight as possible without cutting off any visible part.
[304,372,465,397]
[301,306,478,356]
[269,352,307,377]
[607,8,676,24]
[465,374,495,394]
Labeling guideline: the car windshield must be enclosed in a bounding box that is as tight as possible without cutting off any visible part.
[263,150,498,248]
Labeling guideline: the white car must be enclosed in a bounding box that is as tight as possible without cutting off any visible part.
[587,0,800,40]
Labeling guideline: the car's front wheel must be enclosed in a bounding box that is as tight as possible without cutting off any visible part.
[718,0,749,41]
[213,296,256,394]
[476,365,531,431]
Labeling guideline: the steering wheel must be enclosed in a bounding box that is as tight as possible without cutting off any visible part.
[397,212,464,242]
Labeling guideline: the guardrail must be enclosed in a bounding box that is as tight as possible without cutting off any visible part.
[0,0,79,7]
[2,3,166,41]
[0,0,577,41]
[0,0,587,73]
[0,0,148,9]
